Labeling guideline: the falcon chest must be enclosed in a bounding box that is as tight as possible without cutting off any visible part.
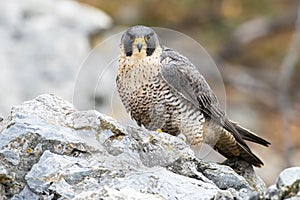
[117,52,169,127]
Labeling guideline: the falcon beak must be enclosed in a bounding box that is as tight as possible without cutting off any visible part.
[137,42,142,52]
[134,38,144,52]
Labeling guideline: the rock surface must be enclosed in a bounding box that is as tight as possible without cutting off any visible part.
[0,94,298,199]
[265,167,300,200]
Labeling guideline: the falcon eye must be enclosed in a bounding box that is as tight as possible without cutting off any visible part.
[145,35,151,41]
[127,34,134,41]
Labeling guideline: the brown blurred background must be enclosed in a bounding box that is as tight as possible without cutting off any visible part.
[78,0,300,185]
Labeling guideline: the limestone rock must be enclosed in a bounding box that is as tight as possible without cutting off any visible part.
[264,167,300,199]
[0,94,294,199]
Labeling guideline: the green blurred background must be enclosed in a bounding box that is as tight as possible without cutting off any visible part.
[84,0,300,184]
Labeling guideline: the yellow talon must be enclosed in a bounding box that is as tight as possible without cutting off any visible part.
[156,129,163,133]
[26,148,33,153]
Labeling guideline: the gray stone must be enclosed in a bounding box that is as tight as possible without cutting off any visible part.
[0,149,20,166]
[73,187,166,200]
[277,167,300,188]
[265,184,280,199]
[0,94,297,199]
[263,167,300,199]
[222,158,266,194]
[11,186,39,200]
[275,167,300,199]
[169,156,260,199]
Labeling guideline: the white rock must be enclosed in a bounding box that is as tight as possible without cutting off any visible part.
[276,167,300,188]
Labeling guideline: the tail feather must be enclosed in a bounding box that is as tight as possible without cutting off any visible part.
[237,145,264,167]
[234,124,270,147]
[215,130,265,167]
[218,119,270,167]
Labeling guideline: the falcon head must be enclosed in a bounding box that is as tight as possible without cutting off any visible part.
[120,25,162,57]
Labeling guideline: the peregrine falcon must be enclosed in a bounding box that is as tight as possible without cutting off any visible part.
[116,25,270,167]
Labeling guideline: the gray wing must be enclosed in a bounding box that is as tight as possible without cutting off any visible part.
[160,48,250,148]
[160,48,269,167]
[160,48,225,120]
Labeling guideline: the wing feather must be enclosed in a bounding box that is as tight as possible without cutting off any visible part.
[160,48,250,149]
[160,49,224,120]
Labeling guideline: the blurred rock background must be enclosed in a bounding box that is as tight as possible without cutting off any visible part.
[0,0,299,185]
[0,0,112,116]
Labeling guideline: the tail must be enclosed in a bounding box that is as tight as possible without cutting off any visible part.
[234,123,270,147]
[216,119,270,167]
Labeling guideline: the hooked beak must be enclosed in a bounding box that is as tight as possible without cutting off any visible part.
[137,42,142,52]
[134,38,144,52]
